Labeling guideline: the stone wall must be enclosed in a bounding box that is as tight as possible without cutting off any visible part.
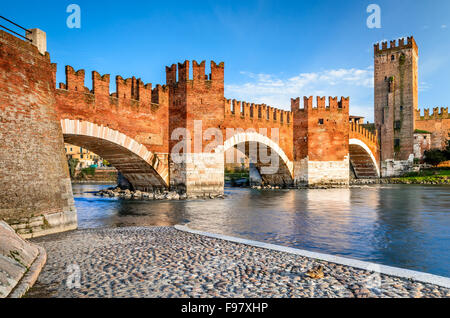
[307,158,349,185]
[170,153,224,197]
[381,156,414,177]
[0,30,76,238]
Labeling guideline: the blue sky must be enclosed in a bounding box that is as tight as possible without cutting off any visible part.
[2,0,450,121]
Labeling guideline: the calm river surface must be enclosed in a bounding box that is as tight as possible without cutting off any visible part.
[72,184,450,277]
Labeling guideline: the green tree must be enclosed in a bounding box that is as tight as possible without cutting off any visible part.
[423,149,446,166]
[445,134,450,160]
[68,158,79,178]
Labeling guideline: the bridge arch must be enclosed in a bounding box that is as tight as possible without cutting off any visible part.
[222,132,294,185]
[349,138,380,178]
[61,119,169,191]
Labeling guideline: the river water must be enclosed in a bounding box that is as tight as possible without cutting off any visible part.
[72,184,450,277]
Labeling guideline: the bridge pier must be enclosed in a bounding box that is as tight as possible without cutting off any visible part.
[249,163,263,186]
[294,158,350,186]
[0,30,77,238]
[170,153,224,197]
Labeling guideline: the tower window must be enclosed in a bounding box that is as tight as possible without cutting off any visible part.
[394,139,400,148]
[394,120,401,129]
[391,55,395,61]
[400,105,403,112]
[318,119,324,125]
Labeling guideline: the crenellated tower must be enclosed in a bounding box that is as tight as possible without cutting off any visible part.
[166,60,225,195]
[374,36,419,163]
[291,96,350,185]
[166,60,225,151]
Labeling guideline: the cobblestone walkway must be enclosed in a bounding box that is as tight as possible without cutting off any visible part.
[26,227,449,298]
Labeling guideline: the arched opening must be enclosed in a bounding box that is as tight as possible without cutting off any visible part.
[349,139,380,179]
[223,132,294,187]
[61,120,169,191]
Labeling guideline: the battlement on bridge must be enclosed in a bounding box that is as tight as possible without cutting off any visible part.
[291,96,349,112]
[225,99,292,126]
[416,107,449,120]
[374,36,418,55]
[350,122,378,145]
[54,65,170,154]
[57,65,169,110]
[165,60,224,87]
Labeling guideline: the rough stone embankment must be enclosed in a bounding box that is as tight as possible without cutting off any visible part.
[95,188,225,200]
[0,221,46,298]
[26,227,449,298]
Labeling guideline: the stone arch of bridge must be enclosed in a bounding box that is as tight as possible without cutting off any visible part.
[349,138,380,178]
[221,132,294,185]
[61,119,169,191]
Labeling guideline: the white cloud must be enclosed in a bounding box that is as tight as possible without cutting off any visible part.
[225,67,375,121]
[441,24,447,29]
[419,81,431,92]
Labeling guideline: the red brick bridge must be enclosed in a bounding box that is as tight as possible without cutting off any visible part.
[55,61,380,195]
[0,28,380,239]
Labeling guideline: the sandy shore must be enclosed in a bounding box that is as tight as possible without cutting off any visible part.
[25,226,449,298]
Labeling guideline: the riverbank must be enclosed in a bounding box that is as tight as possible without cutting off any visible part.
[71,168,117,184]
[25,226,449,298]
[350,177,450,185]
[72,180,116,185]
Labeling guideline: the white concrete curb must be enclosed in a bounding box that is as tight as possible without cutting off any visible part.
[174,224,450,289]
[8,245,47,298]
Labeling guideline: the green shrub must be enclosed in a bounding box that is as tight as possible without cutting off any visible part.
[81,166,96,176]
[423,149,447,166]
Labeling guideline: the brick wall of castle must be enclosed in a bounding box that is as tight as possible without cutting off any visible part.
[55,66,170,155]
[415,108,450,149]
[224,99,293,161]
[0,30,76,236]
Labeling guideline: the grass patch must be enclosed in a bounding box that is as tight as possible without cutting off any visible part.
[225,172,249,181]
[401,168,450,178]
[391,168,450,184]
[414,129,432,134]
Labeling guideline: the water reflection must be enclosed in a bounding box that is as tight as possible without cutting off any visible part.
[71,184,450,277]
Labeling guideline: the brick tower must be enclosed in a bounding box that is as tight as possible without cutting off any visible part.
[166,60,225,196]
[291,96,350,186]
[374,37,419,164]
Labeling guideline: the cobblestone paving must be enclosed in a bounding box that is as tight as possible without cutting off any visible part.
[26,227,450,298]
